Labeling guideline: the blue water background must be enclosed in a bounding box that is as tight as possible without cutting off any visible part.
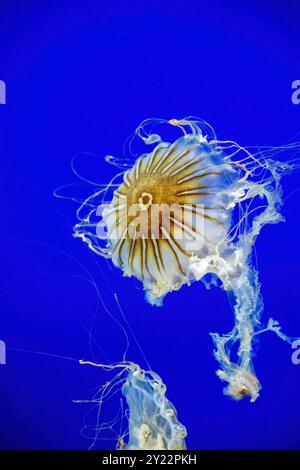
[1,0,300,449]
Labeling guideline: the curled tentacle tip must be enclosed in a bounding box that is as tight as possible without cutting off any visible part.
[217,367,261,402]
[168,119,180,126]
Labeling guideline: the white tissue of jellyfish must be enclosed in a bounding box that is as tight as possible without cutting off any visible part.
[78,360,187,450]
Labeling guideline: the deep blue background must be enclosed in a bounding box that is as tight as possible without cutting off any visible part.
[1,0,300,450]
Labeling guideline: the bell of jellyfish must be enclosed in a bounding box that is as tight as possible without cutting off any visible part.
[79,360,187,450]
[74,118,299,403]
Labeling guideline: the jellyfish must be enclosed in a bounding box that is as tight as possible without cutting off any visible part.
[73,118,300,402]
[78,360,187,450]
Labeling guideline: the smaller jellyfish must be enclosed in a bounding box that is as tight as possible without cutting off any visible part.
[79,360,187,450]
